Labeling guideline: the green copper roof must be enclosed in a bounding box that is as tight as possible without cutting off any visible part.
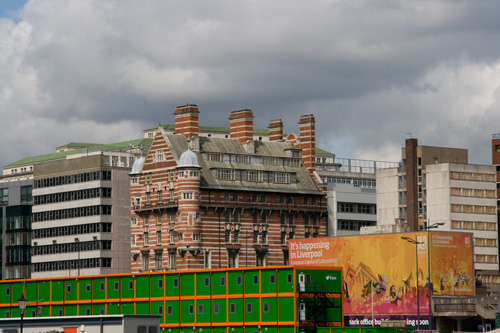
[4,138,152,167]
[316,147,333,155]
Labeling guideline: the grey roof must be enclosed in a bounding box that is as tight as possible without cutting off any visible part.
[163,134,322,194]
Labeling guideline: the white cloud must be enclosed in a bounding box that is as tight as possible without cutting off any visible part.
[1,0,500,170]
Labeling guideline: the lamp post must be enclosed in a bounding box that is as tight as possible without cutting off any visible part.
[423,222,445,332]
[17,293,27,333]
[75,238,80,276]
[241,231,264,267]
[402,236,423,331]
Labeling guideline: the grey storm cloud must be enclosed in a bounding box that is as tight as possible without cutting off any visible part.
[1,0,500,170]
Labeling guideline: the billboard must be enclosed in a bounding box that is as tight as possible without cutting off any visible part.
[289,231,473,318]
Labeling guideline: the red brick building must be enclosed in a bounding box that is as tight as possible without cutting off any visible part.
[130,104,327,272]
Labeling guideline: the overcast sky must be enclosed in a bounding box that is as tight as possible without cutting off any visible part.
[1,1,500,172]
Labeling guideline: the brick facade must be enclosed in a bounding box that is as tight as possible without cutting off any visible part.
[130,106,327,272]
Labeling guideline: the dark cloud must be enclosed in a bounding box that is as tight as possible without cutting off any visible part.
[1,0,500,170]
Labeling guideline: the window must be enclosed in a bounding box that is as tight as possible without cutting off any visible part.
[230,303,236,314]
[189,304,194,315]
[157,232,162,244]
[263,302,269,313]
[247,171,263,182]
[144,232,149,246]
[67,285,72,293]
[0,188,8,205]
[129,280,134,290]
[204,277,210,287]
[287,274,293,284]
[198,304,204,314]
[217,169,235,180]
[142,253,149,271]
[193,233,201,241]
[158,191,163,203]
[167,305,173,315]
[155,252,162,271]
[274,172,290,184]
[169,252,177,270]
[253,275,259,285]
[114,281,119,291]
[214,303,220,314]
[86,283,91,293]
[270,274,276,284]
[236,275,242,286]
[173,278,179,288]
[100,282,105,292]
[183,192,194,200]
[246,302,252,313]
[220,276,226,286]
[225,230,231,243]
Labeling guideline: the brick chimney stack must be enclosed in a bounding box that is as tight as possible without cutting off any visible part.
[174,104,199,139]
[298,114,316,174]
[229,109,254,143]
[268,119,284,142]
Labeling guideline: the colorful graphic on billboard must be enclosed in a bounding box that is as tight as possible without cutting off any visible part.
[289,232,473,316]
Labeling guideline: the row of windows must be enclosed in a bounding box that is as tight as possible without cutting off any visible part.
[222,211,319,226]
[215,192,319,206]
[5,246,31,266]
[0,186,33,206]
[214,169,296,184]
[450,204,496,215]
[33,258,112,272]
[474,238,497,247]
[451,220,497,231]
[205,152,301,167]
[33,223,112,239]
[33,240,112,255]
[6,215,32,231]
[338,220,376,231]
[33,205,112,222]
[34,188,112,205]
[34,171,112,189]
[450,172,495,182]
[338,202,376,214]
[474,254,497,263]
[322,177,377,188]
[450,188,496,198]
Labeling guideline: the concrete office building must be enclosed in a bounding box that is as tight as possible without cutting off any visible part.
[377,138,498,274]
[1,139,150,279]
[31,151,135,278]
[326,183,376,236]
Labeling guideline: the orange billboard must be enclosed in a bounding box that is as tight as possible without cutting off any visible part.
[289,231,473,316]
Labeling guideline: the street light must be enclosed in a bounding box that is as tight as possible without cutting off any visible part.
[241,231,264,267]
[423,222,445,332]
[17,293,27,333]
[75,238,80,276]
[401,236,423,331]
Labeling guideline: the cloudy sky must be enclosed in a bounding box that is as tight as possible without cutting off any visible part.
[1,0,500,172]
